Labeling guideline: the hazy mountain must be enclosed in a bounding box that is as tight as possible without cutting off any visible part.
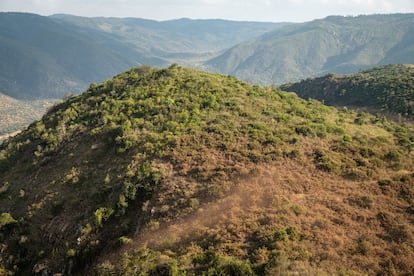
[281,64,414,121]
[0,12,282,99]
[51,14,286,57]
[1,65,413,275]
[205,14,414,85]
[0,92,54,139]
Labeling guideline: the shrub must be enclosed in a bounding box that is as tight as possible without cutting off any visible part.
[94,207,114,227]
[313,149,340,173]
[0,212,17,229]
[348,196,373,209]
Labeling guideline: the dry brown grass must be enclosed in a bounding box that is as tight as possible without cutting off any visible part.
[98,151,414,274]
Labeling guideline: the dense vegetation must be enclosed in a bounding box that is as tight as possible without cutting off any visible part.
[281,64,414,121]
[0,65,414,275]
[206,14,414,85]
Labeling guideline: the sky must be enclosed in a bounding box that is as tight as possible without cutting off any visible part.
[0,0,413,22]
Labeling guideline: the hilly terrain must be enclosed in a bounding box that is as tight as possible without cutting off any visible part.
[0,12,281,99]
[1,65,414,275]
[0,93,55,140]
[281,64,414,121]
[205,14,414,85]
[0,13,165,99]
[51,14,286,59]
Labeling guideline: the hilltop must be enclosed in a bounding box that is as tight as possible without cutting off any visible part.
[281,64,414,121]
[205,14,414,85]
[1,66,414,275]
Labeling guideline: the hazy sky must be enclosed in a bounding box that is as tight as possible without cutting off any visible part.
[1,0,413,22]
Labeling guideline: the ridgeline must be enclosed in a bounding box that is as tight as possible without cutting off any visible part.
[281,64,414,121]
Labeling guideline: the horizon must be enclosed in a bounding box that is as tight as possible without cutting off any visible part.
[1,10,414,24]
[1,0,413,23]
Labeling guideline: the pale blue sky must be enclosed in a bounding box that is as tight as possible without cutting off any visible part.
[1,0,413,22]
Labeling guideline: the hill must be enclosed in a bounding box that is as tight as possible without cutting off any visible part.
[205,14,414,85]
[0,93,54,139]
[1,66,414,275]
[0,12,281,99]
[280,64,414,121]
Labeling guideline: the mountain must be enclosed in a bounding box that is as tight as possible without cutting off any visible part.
[0,12,281,99]
[0,92,54,139]
[281,64,414,121]
[51,14,286,58]
[1,65,414,275]
[0,12,166,99]
[205,14,414,85]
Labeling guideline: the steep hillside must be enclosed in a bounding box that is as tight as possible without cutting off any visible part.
[0,93,54,139]
[281,64,414,121]
[0,12,281,99]
[1,66,414,275]
[205,14,414,85]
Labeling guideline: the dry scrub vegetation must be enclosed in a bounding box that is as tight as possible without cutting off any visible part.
[0,65,413,275]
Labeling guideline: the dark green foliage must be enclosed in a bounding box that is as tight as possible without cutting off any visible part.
[282,64,414,120]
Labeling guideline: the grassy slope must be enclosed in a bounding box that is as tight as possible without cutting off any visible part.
[281,64,414,121]
[0,66,413,275]
[205,14,414,85]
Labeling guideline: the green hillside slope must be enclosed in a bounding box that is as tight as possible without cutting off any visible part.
[205,14,414,85]
[281,64,414,121]
[1,66,413,275]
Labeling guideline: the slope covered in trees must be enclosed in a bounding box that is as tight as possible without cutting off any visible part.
[205,14,414,85]
[281,64,414,121]
[0,66,414,275]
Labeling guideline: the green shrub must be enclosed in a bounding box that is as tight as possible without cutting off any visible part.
[94,207,114,227]
[313,149,340,173]
[0,212,17,229]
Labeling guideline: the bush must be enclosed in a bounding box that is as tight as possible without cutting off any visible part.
[313,149,340,173]
[94,207,114,227]
[206,256,254,276]
[0,212,17,229]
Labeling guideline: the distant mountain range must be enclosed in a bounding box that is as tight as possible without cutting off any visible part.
[206,14,414,84]
[0,13,414,100]
[0,12,282,99]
